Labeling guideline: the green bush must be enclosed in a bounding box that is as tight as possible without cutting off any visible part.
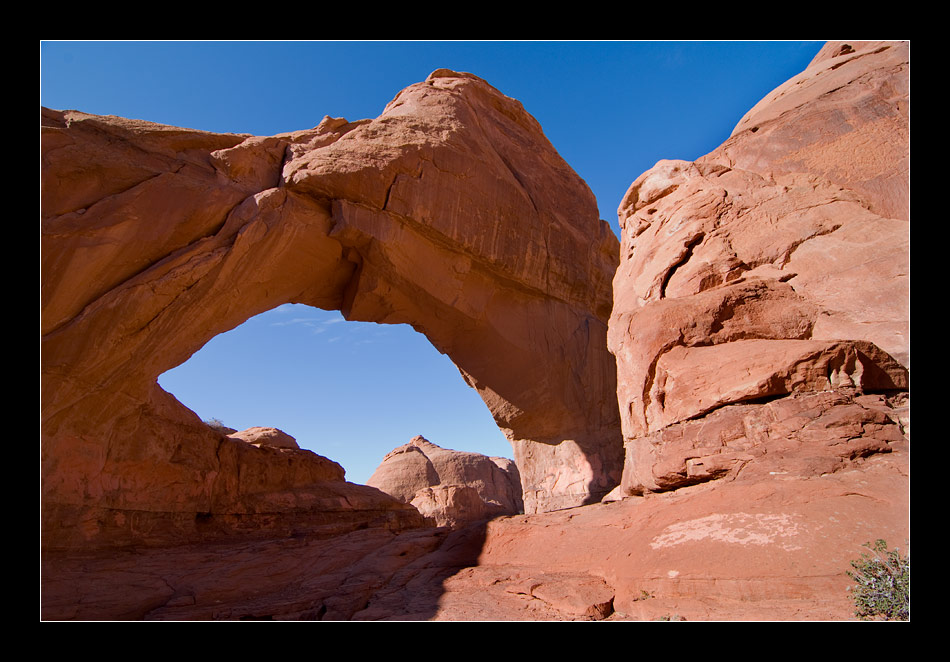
[847,539,909,621]
[204,417,231,433]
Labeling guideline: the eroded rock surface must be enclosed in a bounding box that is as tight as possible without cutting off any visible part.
[367,435,523,526]
[41,68,622,552]
[41,42,911,622]
[229,427,301,450]
[607,41,909,497]
[41,447,908,621]
[476,450,909,621]
[620,389,909,495]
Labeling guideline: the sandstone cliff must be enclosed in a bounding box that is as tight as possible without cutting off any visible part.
[608,41,909,495]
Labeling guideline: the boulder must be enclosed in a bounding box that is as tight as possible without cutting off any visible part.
[228,427,300,450]
[367,435,523,526]
[410,486,492,528]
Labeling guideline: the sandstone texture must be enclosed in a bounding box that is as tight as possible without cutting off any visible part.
[621,390,908,495]
[41,42,911,622]
[41,67,622,553]
[41,448,908,621]
[475,450,909,621]
[607,41,909,499]
[228,426,300,450]
[367,435,523,526]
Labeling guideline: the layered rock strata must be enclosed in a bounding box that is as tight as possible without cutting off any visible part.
[607,41,909,496]
[367,435,523,527]
[41,69,621,549]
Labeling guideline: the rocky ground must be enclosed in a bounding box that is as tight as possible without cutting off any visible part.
[42,438,907,621]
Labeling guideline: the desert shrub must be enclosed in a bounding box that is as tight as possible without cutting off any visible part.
[847,539,909,621]
[204,417,231,434]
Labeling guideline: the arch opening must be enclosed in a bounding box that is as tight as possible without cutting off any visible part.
[158,303,514,485]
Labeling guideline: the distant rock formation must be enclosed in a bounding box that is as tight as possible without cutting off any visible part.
[608,41,909,496]
[228,427,300,450]
[367,435,523,527]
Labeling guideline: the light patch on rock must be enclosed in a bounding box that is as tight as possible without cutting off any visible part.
[650,512,803,550]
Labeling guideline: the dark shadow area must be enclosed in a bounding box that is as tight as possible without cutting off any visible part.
[41,517,493,621]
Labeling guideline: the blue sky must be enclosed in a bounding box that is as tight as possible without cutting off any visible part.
[41,40,824,484]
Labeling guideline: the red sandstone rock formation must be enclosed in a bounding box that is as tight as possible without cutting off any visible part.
[607,41,909,497]
[41,447,908,621]
[41,68,621,551]
[367,435,523,526]
[41,42,911,622]
[229,427,301,450]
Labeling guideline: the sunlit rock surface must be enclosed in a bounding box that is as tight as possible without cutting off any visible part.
[367,435,523,526]
[608,42,909,492]
[42,42,910,621]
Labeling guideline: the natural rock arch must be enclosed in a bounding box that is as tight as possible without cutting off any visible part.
[41,70,622,548]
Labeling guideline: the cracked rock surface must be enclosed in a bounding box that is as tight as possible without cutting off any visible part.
[367,434,524,527]
[608,42,909,497]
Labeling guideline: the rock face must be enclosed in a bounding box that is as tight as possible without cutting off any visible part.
[229,427,300,450]
[41,68,621,550]
[621,390,908,495]
[367,435,523,526]
[607,41,909,496]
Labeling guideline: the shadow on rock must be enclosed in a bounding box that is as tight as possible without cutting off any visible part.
[41,518,491,621]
